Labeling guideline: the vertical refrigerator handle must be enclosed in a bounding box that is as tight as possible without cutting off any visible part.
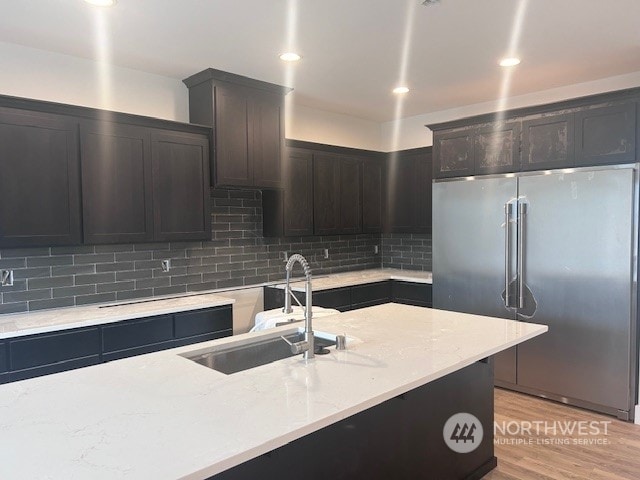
[504,202,514,308]
[518,201,528,309]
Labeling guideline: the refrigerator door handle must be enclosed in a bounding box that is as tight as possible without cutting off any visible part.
[504,201,514,308]
[518,200,528,309]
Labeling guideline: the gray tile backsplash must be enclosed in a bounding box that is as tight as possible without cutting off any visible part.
[381,233,432,271]
[0,189,386,313]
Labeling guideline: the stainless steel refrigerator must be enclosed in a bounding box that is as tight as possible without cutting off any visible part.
[433,165,638,420]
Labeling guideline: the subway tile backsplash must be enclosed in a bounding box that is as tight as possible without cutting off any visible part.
[1,189,403,314]
[381,233,432,271]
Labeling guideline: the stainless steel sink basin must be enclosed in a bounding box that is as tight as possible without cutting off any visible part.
[181,330,337,375]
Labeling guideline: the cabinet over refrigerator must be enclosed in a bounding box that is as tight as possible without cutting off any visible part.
[433,164,638,420]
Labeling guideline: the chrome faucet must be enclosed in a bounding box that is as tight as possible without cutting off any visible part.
[281,254,314,360]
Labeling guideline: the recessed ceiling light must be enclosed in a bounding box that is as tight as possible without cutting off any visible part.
[84,0,117,6]
[279,52,302,62]
[499,57,521,67]
[393,86,410,94]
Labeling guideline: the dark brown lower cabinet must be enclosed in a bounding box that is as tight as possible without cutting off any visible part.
[210,359,495,480]
[0,305,232,384]
[0,107,82,247]
[9,327,101,382]
[263,280,431,312]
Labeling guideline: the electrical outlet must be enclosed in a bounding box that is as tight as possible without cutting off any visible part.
[161,259,171,272]
[323,248,329,259]
[1,269,14,287]
[374,245,379,255]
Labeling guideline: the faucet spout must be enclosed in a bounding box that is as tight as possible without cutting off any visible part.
[283,254,314,360]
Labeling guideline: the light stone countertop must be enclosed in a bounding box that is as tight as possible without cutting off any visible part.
[271,268,432,292]
[0,268,430,339]
[0,292,235,339]
[0,303,547,480]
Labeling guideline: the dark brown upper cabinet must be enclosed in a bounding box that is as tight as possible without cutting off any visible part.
[183,69,291,189]
[80,121,153,244]
[474,122,521,175]
[362,157,384,233]
[385,148,432,234]
[0,108,81,248]
[521,113,575,171]
[313,153,362,236]
[151,130,211,241]
[430,90,640,178]
[262,148,314,238]
[433,128,474,178]
[575,102,636,166]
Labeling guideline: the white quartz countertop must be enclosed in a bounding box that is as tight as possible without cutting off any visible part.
[272,268,432,292]
[0,303,546,480]
[0,293,235,339]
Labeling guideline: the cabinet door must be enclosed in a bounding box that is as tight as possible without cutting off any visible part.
[362,158,384,233]
[214,81,252,186]
[433,128,474,178]
[9,327,101,381]
[102,315,174,361]
[0,108,81,247]
[339,157,363,234]
[174,306,233,346]
[575,103,636,166]
[80,121,153,244]
[284,148,314,236]
[151,130,211,241]
[251,90,283,188]
[386,149,432,233]
[351,281,391,308]
[474,122,521,175]
[313,287,352,311]
[391,281,433,307]
[521,113,575,170]
[313,153,341,235]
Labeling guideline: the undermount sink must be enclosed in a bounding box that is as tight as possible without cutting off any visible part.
[181,329,337,375]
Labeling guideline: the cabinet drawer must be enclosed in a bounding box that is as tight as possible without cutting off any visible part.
[102,315,173,356]
[0,342,8,373]
[313,288,351,311]
[391,281,433,307]
[9,327,100,371]
[174,306,232,339]
[351,281,391,305]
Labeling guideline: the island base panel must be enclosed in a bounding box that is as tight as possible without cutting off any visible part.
[210,359,496,480]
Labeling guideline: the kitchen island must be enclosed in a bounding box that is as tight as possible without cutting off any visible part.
[0,303,546,479]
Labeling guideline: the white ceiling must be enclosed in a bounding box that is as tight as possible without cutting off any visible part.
[1,0,640,122]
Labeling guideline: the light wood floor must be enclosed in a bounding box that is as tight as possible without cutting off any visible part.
[484,389,640,480]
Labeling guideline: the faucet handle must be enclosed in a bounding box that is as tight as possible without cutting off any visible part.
[280,335,308,355]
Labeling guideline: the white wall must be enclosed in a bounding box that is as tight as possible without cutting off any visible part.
[0,42,189,122]
[285,102,383,151]
[3,40,640,155]
[0,41,384,150]
[382,70,640,152]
